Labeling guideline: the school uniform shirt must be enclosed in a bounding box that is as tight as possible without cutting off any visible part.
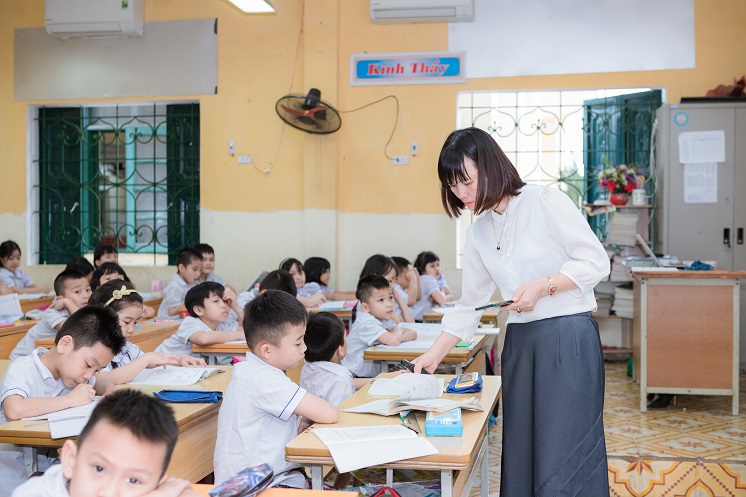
[102,341,143,372]
[300,361,356,406]
[410,274,440,321]
[0,348,96,496]
[441,184,609,342]
[436,274,449,289]
[295,285,315,298]
[214,352,307,488]
[0,268,34,290]
[237,288,259,308]
[206,272,226,285]
[301,282,333,296]
[353,302,397,331]
[10,463,67,497]
[9,308,69,360]
[154,316,237,364]
[341,311,387,378]
[157,274,195,317]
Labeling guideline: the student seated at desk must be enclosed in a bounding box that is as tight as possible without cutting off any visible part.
[359,254,415,326]
[279,258,326,308]
[0,241,51,294]
[411,251,453,321]
[0,307,124,496]
[65,258,94,283]
[10,270,91,360]
[158,248,203,317]
[302,257,356,301]
[392,256,421,308]
[91,280,205,385]
[92,243,118,268]
[195,243,226,286]
[90,263,156,319]
[155,282,244,365]
[214,291,338,487]
[300,312,372,406]
[237,269,296,307]
[342,275,417,378]
[11,389,200,497]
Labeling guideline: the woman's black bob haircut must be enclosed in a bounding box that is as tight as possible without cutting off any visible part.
[438,127,525,218]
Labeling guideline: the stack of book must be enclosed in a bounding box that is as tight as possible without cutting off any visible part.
[607,212,639,246]
[611,285,634,319]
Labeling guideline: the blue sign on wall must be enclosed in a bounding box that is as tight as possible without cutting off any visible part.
[351,52,466,86]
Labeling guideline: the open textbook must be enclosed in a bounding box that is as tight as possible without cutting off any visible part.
[313,425,437,473]
[345,374,482,416]
[22,398,100,439]
[128,366,223,386]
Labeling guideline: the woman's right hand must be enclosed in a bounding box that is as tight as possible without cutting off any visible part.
[412,350,440,374]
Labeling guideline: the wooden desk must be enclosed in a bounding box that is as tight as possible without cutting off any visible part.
[364,333,488,375]
[192,340,248,365]
[422,307,500,326]
[19,296,54,314]
[143,295,163,312]
[35,319,180,352]
[0,321,39,359]
[632,270,745,415]
[0,360,230,482]
[286,373,501,497]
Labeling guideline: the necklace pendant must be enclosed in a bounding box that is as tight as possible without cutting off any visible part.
[496,243,501,250]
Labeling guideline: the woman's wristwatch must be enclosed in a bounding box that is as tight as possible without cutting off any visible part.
[547,276,558,296]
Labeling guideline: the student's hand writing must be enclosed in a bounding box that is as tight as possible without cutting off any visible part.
[67,384,96,408]
[145,476,193,497]
[146,352,181,369]
[178,354,206,367]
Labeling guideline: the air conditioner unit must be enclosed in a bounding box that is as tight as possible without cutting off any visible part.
[45,0,144,39]
[370,0,474,23]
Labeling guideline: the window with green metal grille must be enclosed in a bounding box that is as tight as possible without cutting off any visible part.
[35,103,200,266]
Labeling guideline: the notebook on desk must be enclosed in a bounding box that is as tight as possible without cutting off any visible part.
[635,234,686,269]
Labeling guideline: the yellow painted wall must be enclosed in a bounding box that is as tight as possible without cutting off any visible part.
[1,0,744,219]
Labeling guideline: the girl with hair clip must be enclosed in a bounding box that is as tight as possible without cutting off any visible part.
[279,258,326,308]
[0,240,51,294]
[90,263,156,319]
[411,251,453,321]
[92,279,205,385]
[357,254,415,326]
[302,257,355,301]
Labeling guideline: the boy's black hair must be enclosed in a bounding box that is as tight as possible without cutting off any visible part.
[259,269,297,296]
[359,254,398,280]
[184,281,225,318]
[53,269,88,296]
[243,290,308,350]
[66,257,94,278]
[303,257,331,285]
[0,240,21,265]
[356,274,391,303]
[93,244,118,264]
[90,262,131,291]
[54,306,125,355]
[391,256,411,272]
[176,247,203,268]
[414,251,440,275]
[89,279,143,313]
[304,312,345,363]
[194,243,215,255]
[77,389,178,475]
[279,257,304,273]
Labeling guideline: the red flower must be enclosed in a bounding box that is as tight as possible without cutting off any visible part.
[625,183,636,192]
[608,181,617,192]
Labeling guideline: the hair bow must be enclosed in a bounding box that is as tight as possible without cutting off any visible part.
[105,285,139,307]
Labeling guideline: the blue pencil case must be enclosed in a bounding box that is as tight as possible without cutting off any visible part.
[446,373,483,393]
[152,390,223,403]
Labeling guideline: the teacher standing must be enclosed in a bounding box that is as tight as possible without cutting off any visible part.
[413,128,611,497]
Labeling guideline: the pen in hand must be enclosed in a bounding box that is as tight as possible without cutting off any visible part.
[474,300,513,311]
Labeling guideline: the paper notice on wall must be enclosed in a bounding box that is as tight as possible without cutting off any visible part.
[684,163,717,203]
[678,130,726,164]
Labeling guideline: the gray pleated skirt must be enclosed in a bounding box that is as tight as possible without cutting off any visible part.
[500,312,609,497]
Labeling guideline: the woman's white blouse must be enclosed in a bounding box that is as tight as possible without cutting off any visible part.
[441,184,610,343]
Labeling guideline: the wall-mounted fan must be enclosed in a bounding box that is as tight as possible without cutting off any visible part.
[275,88,342,134]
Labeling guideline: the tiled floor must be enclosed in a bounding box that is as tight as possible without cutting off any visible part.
[474,362,746,497]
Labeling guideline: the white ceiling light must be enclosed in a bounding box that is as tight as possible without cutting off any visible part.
[226,0,275,13]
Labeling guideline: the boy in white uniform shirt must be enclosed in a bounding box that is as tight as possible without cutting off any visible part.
[300,312,373,406]
[11,389,199,497]
[0,307,123,497]
[195,243,227,285]
[342,275,417,378]
[155,282,244,364]
[157,247,203,317]
[214,291,338,487]
[10,269,91,360]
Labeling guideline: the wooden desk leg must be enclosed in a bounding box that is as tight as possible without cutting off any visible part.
[441,470,453,497]
[480,442,489,497]
[386,468,393,487]
[455,364,463,374]
[310,465,323,490]
[381,362,389,374]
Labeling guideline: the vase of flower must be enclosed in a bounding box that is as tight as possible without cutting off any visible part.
[609,192,629,206]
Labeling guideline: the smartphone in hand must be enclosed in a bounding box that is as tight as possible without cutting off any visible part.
[401,359,431,374]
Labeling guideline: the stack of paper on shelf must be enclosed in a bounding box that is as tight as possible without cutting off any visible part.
[607,212,639,246]
[611,286,634,319]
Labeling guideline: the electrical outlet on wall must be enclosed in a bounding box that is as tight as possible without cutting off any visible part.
[392,155,408,165]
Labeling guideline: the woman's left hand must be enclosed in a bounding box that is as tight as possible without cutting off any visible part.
[506,279,546,314]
